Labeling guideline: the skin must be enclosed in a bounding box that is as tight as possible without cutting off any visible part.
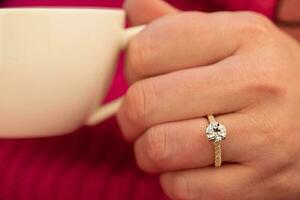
[117,0,300,199]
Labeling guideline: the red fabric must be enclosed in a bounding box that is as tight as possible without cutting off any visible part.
[0,0,277,200]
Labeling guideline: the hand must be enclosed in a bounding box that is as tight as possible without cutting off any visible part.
[118,1,300,199]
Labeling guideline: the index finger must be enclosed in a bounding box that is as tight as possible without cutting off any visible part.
[124,0,178,25]
[126,11,273,82]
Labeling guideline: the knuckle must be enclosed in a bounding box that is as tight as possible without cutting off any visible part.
[236,11,273,39]
[244,65,286,99]
[123,82,147,126]
[134,138,152,172]
[143,126,170,168]
[249,78,281,98]
[123,81,157,128]
[265,172,294,197]
[239,11,271,25]
[170,175,198,200]
[127,31,156,78]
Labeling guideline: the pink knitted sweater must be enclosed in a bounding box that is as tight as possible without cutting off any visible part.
[0,0,277,199]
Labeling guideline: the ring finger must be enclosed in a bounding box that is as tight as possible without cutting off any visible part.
[134,113,258,173]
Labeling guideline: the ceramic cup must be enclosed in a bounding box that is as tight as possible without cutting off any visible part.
[0,8,144,138]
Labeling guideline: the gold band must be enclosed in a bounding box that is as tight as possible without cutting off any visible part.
[214,142,222,167]
[207,115,223,167]
[207,114,216,124]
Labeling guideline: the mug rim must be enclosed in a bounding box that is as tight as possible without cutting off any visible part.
[0,7,125,14]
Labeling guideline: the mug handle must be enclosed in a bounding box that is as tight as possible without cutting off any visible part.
[85,25,145,126]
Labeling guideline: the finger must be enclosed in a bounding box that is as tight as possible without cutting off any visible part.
[124,0,178,25]
[117,56,264,140]
[160,165,258,200]
[126,11,273,82]
[134,113,257,173]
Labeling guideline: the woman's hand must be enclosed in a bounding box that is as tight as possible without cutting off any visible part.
[117,1,300,199]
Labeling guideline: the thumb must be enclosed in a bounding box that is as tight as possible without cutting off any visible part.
[124,0,179,25]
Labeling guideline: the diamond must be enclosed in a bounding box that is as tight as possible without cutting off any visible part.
[206,122,226,142]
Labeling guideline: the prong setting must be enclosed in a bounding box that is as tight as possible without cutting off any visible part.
[206,122,226,142]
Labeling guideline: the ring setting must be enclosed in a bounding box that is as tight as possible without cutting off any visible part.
[206,121,226,142]
[206,115,227,167]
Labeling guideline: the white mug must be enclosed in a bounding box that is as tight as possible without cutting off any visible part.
[0,8,144,138]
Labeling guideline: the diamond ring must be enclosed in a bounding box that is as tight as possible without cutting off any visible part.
[206,115,227,167]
